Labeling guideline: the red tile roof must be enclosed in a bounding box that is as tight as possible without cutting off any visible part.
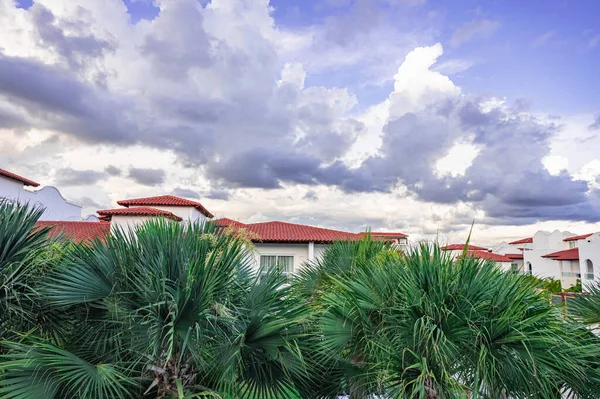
[360,232,408,238]
[509,237,533,245]
[215,218,363,243]
[542,248,580,261]
[117,195,213,218]
[215,218,247,228]
[0,168,40,187]
[468,251,513,263]
[246,221,359,243]
[35,221,110,243]
[97,207,183,221]
[564,234,593,242]
[440,244,487,251]
[505,253,524,259]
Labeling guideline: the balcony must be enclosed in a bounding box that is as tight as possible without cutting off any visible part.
[585,273,595,280]
[561,272,581,278]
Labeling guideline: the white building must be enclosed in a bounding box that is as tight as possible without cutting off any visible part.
[216,219,408,277]
[97,195,213,232]
[440,244,514,271]
[502,231,600,289]
[0,168,82,221]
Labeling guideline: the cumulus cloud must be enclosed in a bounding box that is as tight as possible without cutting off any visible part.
[128,167,165,186]
[54,167,106,186]
[0,0,597,232]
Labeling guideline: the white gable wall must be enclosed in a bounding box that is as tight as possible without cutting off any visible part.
[0,175,82,221]
[134,205,207,223]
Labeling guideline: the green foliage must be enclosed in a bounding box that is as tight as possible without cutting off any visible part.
[1,202,600,399]
[312,243,600,398]
[565,279,583,293]
[1,217,313,399]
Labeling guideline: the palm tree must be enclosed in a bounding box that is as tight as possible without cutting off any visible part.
[311,243,600,398]
[0,218,314,398]
[0,199,60,343]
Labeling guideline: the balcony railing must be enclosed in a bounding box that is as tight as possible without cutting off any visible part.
[561,272,581,278]
[585,273,595,280]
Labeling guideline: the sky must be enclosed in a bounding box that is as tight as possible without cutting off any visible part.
[1,0,600,246]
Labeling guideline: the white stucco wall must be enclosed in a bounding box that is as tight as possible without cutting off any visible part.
[110,215,153,233]
[523,230,575,282]
[0,176,82,221]
[144,205,207,223]
[578,233,600,291]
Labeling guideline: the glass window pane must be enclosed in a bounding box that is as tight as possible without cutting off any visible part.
[277,256,294,275]
[260,255,277,269]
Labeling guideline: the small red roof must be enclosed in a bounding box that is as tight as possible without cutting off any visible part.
[36,221,110,243]
[543,248,580,261]
[564,234,593,242]
[97,206,183,221]
[117,195,213,218]
[509,237,533,245]
[440,244,487,251]
[0,168,40,187]
[505,253,524,260]
[468,251,513,263]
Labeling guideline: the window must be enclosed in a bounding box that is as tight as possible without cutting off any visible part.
[586,259,594,280]
[569,241,577,249]
[526,262,532,275]
[511,263,519,273]
[260,255,294,280]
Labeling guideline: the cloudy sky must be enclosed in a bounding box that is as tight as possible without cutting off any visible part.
[1,0,600,245]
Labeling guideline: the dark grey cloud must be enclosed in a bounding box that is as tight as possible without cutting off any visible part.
[303,190,318,201]
[31,4,114,70]
[206,189,230,201]
[128,167,166,186]
[0,55,135,143]
[104,165,122,176]
[76,196,107,209]
[54,167,105,186]
[172,187,200,199]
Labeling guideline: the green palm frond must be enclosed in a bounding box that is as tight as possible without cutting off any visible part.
[0,338,137,399]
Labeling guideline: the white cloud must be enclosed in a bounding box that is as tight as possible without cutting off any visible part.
[542,155,569,175]
[450,19,500,48]
[0,0,598,244]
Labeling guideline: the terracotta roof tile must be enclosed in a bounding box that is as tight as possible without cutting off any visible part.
[509,237,533,245]
[564,234,593,242]
[246,221,358,243]
[0,168,39,187]
[35,221,110,243]
[215,218,247,228]
[97,206,183,221]
[359,232,408,238]
[117,195,213,218]
[468,250,513,263]
[440,244,487,251]
[543,248,580,261]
